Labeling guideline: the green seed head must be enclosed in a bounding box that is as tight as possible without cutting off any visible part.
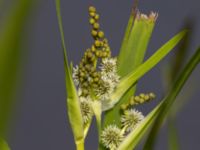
[82,82,88,87]
[91,45,96,52]
[91,30,98,37]
[134,96,140,102]
[82,88,89,96]
[144,95,150,100]
[92,72,98,77]
[89,6,96,13]
[102,52,107,58]
[80,72,85,77]
[85,64,91,71]
[89,12,96,17]
[94,14,100,20]
[95,40,101,47]
[139,93,145,98]
[93,23,100,29]
[95,50,101,57]
[149,92,156,99]
[94,77,99,83]
[80,77,84,82]
[89,18,95,25]
[87,51,93,58]
[98,31,104,38]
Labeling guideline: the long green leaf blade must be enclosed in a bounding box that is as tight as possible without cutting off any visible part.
[104,9,156,127]
[55,0,84,148]
[103,30,187,111]
[162,22,193,150]
[168,119,180,150]
[118,47,200,150]
[0,0,35,136]
[143,47,200,150]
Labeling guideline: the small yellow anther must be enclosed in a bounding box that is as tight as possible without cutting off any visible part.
[89,6,96,12]
[95,40,101,47]
[94,14,100,20]
[98,31,104,38]
[93,23,100,29]
[90,12,96,17]
[89,18,95,25]
[91,30,98,37]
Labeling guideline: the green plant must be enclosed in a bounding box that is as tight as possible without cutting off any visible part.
[0,0,35,149]
[55,0,200,150]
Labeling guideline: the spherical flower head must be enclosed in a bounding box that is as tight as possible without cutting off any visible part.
[102,72,120,86]
[100,57,117,74]
[72,65,79,86]
[121,109,144,133]
[95,79,114,101]
[79,97,93,124]
[95,58,120,102]
[101,125,124,150]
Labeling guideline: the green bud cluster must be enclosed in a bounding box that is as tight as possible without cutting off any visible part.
[120,93,156,110]
[76,6,113,97]
[88,6,111,59]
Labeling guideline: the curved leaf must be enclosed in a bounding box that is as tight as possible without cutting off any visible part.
[102,30,187,111]
[117,47,200,150]
[0,0,35,136]
[104,8,156,127]
[55,0,84,149]
[143,47,200,150]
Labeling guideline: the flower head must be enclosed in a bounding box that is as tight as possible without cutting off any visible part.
[100,58,117,74]
[121,109,144,133]
[79,97,93,124]
[94,79,114,101]
[101,125,124,150]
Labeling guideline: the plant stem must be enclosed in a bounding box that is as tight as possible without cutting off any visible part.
[76,139,85,150]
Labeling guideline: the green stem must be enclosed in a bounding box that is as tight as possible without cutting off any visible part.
[76,140,85,150]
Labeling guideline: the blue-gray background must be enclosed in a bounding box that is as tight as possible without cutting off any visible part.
[8,0,200,150]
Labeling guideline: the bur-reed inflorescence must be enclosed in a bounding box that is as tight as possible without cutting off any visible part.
[79,97,93,124]
[121,109,144,133]
[101,125,124,150]
[120,92,156,110]
[72,6,120,126]
[71,6,157,150]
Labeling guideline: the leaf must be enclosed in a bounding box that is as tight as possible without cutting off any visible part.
[118,47,200,150]
[0,139,10,150]
[143,47,200,150]
[102,30,187,111]
[162,21,193,91]
[91,101,102,141]
[55,0,84,148]
[104,8,156,127]
[168,118,180,150]
[0,0,35,136]
[160,21,194,150]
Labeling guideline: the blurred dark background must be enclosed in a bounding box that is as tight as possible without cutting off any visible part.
[1,0,199,149]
